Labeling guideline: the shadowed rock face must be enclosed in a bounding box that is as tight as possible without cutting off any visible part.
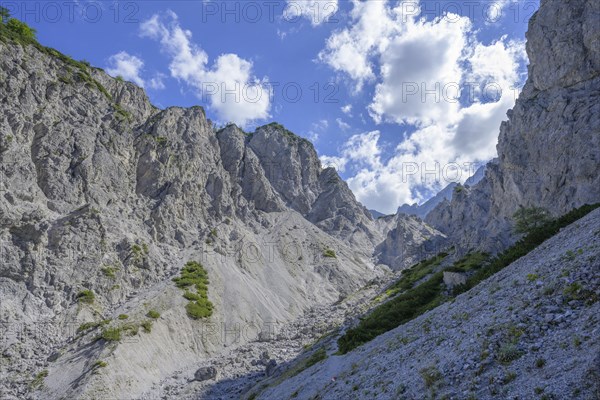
[426,0,600,253]
[375,214,447,271]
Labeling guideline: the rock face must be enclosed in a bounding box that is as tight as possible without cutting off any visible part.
[375,214,447,270]
[427,0,600,253]
[397,165,486,220]
[443,271,467,288]
[0,38,397,399]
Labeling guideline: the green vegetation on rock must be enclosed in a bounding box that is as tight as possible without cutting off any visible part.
[337,203,600,354]
[76,290,95,304]
[173,261,214,319]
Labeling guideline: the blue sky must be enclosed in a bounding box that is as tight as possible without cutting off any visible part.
[6,0,538,213]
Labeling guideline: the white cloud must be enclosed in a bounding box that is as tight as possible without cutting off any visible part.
[369,14,471,126]
[336,118,351,131]
[148,73,167,90]
[307,119,329,142]
[318,0,396,90]
[319,1,527,213]
[106,51,146,87]
[341,104,353,116]
[285,0,339,26]
[140,11,271,126]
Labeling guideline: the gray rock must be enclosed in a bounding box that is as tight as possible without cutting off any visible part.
[426,0,600,254]
[265,359,277,377]
[443,272,468,288]
[194,366,217,382]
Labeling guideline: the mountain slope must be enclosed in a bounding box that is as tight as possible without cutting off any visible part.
[0,36,391,399]
[255,207,600,400]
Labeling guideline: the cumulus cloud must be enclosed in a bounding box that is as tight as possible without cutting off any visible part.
[285,0,339,26]
[319,1,527,213]
[369,14,471,125]
[318,0,396,90]
[147,73,167,90]
[140,11,271,126]
[106,52,146,87]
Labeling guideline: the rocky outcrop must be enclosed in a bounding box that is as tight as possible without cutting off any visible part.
[426,0,600,253]
[375,214,447,270]
[397,165,486,220]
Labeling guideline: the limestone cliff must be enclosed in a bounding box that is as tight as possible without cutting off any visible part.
[426,0,600,253]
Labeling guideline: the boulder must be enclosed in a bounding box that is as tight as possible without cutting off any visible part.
[443,272,467,288]
[194,366,217,382]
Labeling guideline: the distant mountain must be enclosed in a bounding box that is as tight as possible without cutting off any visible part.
[397,164,486,220]
[369,209,387,219]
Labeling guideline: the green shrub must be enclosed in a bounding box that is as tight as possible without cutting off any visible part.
[186,300,213,319]
[183,291,201,301]
[30,369,48,388]
[456,204,600,295]
[497,343,523,364]
[6,18,36,40]
[419,366,442,388]
[122,323,139,336]
[146,310,160,319]
[118,314,128,320]
[338,271,444,354]
[101,266,117,278]
[513,206,551,235]
[101,327,121,341]
[305,348,327,368]
[0,7,10,24]
[141,320,153,333]
[76,289,95,304]
[77,319,110,333]
[174,261,214,319]
[323,249,336,258]
[502,371,517,384]
[535,358,546,368]
[93,360,107,368]
[386,251,449,296]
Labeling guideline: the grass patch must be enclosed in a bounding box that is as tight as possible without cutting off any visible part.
[118,314,128,320]
[304,348,327,369]
[101,266,118,279]
[173,261,214,320]
[497,343,523,364]
[444,252,488,273]
[77,319,110,333]
[122,323,139,336]
[93,360,107,369]
[386,251,450,296]
[337,204,599,354]
[141,320,153,333]
[30,369,48,389]
[146,310,160,319]
[323,248,337,258]
[419,366,442,388]
[101,327,121,342]
[76,289,95,304]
